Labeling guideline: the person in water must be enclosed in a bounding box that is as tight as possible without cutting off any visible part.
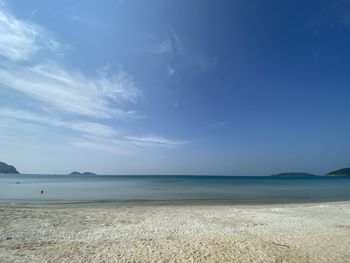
[41,190,44,194]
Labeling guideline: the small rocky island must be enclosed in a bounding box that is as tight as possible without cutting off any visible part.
[326,168,350,176]
[0,161,19,174]
[69,171,97,176]
[271,172,316,177]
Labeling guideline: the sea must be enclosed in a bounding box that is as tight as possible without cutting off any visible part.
[1,174,350,205]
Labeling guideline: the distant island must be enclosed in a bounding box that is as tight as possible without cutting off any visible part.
[271,172,316,177]
[326,168,350,176]
[271,167,350,177]
[0,161,19,174]
[69,171,97,176]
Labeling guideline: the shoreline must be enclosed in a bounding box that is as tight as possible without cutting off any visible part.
[1,201,350,262]
[1,198,350,208]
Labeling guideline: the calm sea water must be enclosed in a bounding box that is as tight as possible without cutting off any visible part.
[1,174,350,205]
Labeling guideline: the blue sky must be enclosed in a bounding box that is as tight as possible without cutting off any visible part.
[0,0,349,175]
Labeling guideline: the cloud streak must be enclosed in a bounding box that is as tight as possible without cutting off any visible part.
[0,108,118,137]
[0,62,143,119]
[126,135,191,147]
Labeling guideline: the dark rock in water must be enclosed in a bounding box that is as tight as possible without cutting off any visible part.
[0,162,19,174]
[326,168,350,176]
[69,171,97,176]
[271,172,316,177]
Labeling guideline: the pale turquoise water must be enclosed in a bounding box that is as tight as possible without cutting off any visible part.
[1,174,350,205]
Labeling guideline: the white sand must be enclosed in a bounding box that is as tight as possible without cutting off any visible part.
[0,202,350,262]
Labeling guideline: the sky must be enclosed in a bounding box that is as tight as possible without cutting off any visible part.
[0,0,350,175]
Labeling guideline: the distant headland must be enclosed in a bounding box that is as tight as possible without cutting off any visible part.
[0,161,19,174]
[326,168,350,176]
[69,171,97,176]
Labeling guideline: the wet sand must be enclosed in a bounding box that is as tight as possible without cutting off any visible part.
[0,202,349,262]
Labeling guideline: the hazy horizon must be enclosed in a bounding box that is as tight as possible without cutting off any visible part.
[1,0,350,175]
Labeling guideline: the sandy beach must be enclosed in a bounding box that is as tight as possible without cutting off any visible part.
[0,202,349,263]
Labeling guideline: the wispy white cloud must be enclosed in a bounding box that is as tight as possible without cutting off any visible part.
[0,107,65,127]
[0,3,142,120]
[126,135,191,147]
[0,107,192,151]
[150,28,217,76]
[0,3,191,154]
[70,123,118,138]
[153,38,173,55]
[0,62,143,119]
[0,108,118,137]
[73,133,192,151]
[0,108,132,154]
[0,4,59,61]
[151,28,184,57]
[169,28,185,55]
